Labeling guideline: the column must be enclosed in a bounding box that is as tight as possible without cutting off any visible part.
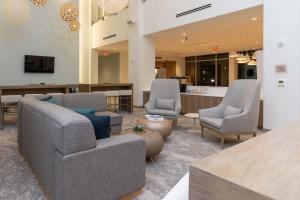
[128,0,156,106]
[79,0,98,84]
[263,0,300,129]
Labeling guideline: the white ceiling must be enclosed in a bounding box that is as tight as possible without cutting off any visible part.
[98,5,263,57]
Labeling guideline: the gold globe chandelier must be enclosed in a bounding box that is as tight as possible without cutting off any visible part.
[60,2,79,22]
[31,0,48,6]
[69,20,80,32]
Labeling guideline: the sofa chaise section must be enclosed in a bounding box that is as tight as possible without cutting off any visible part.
[19,97,145,200]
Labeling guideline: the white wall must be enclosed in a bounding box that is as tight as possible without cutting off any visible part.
[98,53,120,83]
[264,0,300,129]
[0,0,79,85]
[142,0,263,35]
[92,9,128,48]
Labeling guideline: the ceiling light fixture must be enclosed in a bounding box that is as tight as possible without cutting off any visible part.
[69,20,80,32]
[60,3,79,22]
[251,17,258,21]
[31,0,48,6]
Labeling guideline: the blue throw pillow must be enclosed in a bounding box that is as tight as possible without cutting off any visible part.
[71,108,96,115]
[80,114,110,140]
[40,96,57,104]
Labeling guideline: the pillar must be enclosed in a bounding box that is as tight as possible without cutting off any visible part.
[128,0,156,106]
[264,0,300,129]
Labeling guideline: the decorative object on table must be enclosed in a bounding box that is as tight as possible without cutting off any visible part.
[99,0,128,14]
[133,125,144,133]
[31,0,48,6]
[145,115,164,122]
[137,117,173,139]
[59,2,80,31]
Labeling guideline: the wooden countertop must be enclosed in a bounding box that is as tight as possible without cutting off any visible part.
[80,83,133,87]
[0,84,77,89]
[190,122,300,200]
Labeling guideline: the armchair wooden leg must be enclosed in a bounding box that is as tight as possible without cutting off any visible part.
[237,135,240,141]
[253,133,257,137]
[201,126,204,138]
[220,135,224,148]
[0,104,4,130]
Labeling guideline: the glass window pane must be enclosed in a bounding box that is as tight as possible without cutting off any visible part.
[217,59,229,86]
[238,64,257,79]
[196,61,216,86]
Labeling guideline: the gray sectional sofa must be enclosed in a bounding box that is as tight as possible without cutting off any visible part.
[18,93,146,200]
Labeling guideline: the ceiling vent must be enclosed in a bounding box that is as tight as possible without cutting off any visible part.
[176,3,211,18]
[103,34,117,40]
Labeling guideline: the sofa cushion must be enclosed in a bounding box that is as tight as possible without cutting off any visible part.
[224,105,243,117]
[71,108,96,116]
[40,96,58,104]
[156,98,175,110]
[63,93,106,112]
[96,111,123,126]
[80,114,110,140]
[200,117,223,129]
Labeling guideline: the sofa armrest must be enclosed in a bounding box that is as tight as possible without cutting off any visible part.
[221,112,253,133]
[199,106,223,118]
[55,134,145,200]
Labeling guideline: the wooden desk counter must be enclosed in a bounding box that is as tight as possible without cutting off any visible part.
[0,84,77,96]
[190,122,300,200]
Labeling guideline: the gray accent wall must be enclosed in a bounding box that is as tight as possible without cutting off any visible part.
[98,53,120,83]
[0,0,79,85]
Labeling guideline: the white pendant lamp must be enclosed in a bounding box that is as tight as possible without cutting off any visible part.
[100,0,128,14]
[247,59,257,65]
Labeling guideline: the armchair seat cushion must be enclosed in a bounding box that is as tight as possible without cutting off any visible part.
[200,117,223,129]
[96,111,122,126]
[147,109,177,117]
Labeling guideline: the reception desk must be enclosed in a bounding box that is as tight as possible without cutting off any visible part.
[143,91,263,128]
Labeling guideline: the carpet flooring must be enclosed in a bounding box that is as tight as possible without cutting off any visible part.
[0,109,260,200]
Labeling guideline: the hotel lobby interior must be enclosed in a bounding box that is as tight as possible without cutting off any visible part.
[0,0,300,200]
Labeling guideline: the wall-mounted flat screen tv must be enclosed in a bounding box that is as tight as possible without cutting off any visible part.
[25,55,55,73]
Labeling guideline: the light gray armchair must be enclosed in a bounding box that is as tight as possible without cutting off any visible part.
[199,80,260,148]
[145,79,182,120]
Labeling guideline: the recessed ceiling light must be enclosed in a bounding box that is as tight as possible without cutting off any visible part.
[113,47,117,50]
[251,17,258,21]
[256,41,259,44]
[182,32,187,36]
[173,48,177,50]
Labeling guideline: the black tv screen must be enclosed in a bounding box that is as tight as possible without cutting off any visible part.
[25,55,55,73]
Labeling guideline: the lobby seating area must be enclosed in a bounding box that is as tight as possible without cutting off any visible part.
[1,0,300,200]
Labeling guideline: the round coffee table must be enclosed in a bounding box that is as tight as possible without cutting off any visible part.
[184,113,200,133]
[137,117,173,139]
[123,128,164,159]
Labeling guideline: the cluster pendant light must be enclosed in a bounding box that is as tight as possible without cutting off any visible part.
[232,50,257,65]
[31,0,48,6]
[60,2,80,32]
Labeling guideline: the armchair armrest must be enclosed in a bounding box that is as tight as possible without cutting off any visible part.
[55,135,145,200]
[199,106,223,118]
[221,112,251,133]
